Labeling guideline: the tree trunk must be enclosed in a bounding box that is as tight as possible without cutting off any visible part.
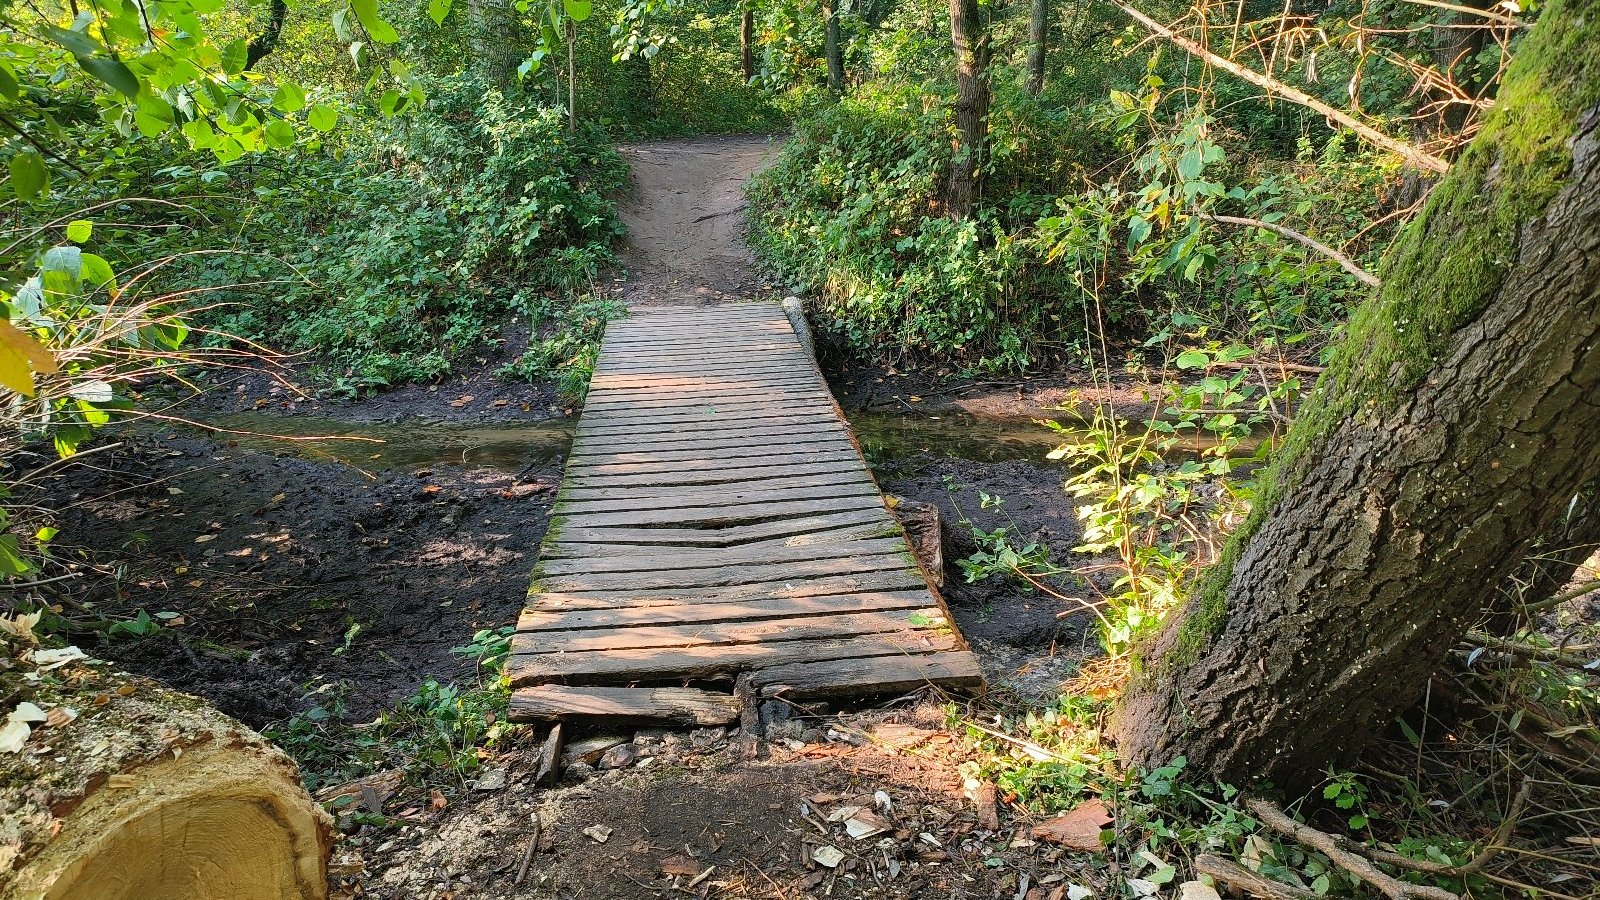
[3,665,331,899]
[467,0,523,90]
[741,4,756,82]
[947,0,990,218]
[1026,0,1048,97]
[244,0,288,70]
[822,0,846,95]
[1113,0,1600,792]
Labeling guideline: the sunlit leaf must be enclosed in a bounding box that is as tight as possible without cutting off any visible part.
[9,152,48,201]
[427,0,453,24]
[350,0,400,43]
[308,104,339,132]
[0,320,58,397]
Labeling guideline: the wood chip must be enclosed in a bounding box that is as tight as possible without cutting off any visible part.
[1031,798,1113,850]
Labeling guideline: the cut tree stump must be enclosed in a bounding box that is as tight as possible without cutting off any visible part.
[2,658,332,900]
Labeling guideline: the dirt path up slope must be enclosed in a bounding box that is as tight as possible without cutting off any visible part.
[615,135,780,305]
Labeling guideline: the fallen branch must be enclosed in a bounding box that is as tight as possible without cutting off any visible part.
[513,814,542,885]
[1465,630,1600,675]
[1202,214,1381,288]
[1521,577,1600,614]
[1110,0,1450,173]
[1247,800,1460,900]
[1194,854,1318,900]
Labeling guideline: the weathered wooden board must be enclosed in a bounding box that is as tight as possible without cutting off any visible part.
[510,686,740,725]
[508,303,982,721]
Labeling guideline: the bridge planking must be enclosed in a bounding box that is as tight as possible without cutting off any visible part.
[507,303,983,725]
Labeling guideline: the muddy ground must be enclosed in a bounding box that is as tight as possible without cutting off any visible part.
[35,134,1115,899]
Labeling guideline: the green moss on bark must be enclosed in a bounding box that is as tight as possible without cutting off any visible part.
[1154,0,1600,672]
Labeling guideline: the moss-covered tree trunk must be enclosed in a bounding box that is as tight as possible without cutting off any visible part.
[823,0,846,94]
[947,0,989,217]
[467,0,523,90]
[1026,0,1048,96]
[1113,0,1600,792]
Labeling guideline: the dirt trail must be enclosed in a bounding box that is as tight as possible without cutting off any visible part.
[615,135,780,305]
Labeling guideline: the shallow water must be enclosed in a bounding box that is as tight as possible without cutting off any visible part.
[188,406,1252,473]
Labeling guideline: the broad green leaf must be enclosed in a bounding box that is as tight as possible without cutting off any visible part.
[65,220,93,243]
[1174,349,1210,370]
[183,117,218,149]
[221,38,250,74]
[40,24,100,57]
[427,0,453,24]
[350,0,400,43]
[9,152,48,200]
[1176,148,1204,181]
[80,253,117,292]
[564,0,593,21]
[272,81,306,112]
[0,536,35,575]
[307,104,339,132]
[349,41,369,69]
[264,118,295,148]
[135,93,175,137]
[213,135,245,163]
[0,63,18,102]
[78,56,141,98]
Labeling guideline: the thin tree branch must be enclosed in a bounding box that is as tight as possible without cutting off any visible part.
[1203,214,1381,287]
[1110,0,1452,173]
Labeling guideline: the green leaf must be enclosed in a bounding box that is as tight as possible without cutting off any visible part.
[564,0,593,21]
[307,103,339,132]
[264,118,295,148]
[0,535,35,575]
[183,118,218,149]
[427,0,453,24]
[0,63,19,102]
[79,253,117,292]
[272,81,306,112]
[134,93,175,137]
[1174,349,1209,370]
[221,38,249,74]
[350,0,400,43]
[39,24,100,57]
[65,220,93,243]
[1177,148,1204,181]
[9,152,48,201]
[78,56,141,98]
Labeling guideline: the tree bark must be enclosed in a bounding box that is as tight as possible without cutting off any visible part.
[741,4,756,83]
[1026,0,1048,97]
[822,0,846,94]
[2,665,331,899]
[947,0,990,218]
[244,0,288,70]
[1113,0,1600,792]
[467,0,524,90]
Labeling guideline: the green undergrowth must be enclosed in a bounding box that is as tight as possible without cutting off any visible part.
[268,626,518,794]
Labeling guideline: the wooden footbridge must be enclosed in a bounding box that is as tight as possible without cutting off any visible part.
[506,303,981,726]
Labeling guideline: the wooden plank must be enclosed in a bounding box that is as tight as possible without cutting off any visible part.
[528,571,931,609]
[556,471,876,506]
[546,522,899,558]
[550,508,894,547]
[576,399,829,424]
[519,591,932,632]
[552,495,889,528]
[581,388,832,410]
[513,607,945,655]
[563,458,866,488]
[576,412,842,439]
[510,686,740,725]
[571,450,862,477]
[564,423,850,454]
[507,631,963,685]
[752,652,985,698]
[540,551,916,593]
[588,373,819,389]
[555,482,881,516]
[538,536,908,575]
[568,437,856,464]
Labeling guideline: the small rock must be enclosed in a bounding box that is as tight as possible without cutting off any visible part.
[812,846,845,868]
[799,728,826,744]
[599,744,639,769]
[472,768,507,791]
[583,825,612,844]
[1178,882,1222,900]
[689,727,727,751]
[563,734,628,766]
[564,761,595,781]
